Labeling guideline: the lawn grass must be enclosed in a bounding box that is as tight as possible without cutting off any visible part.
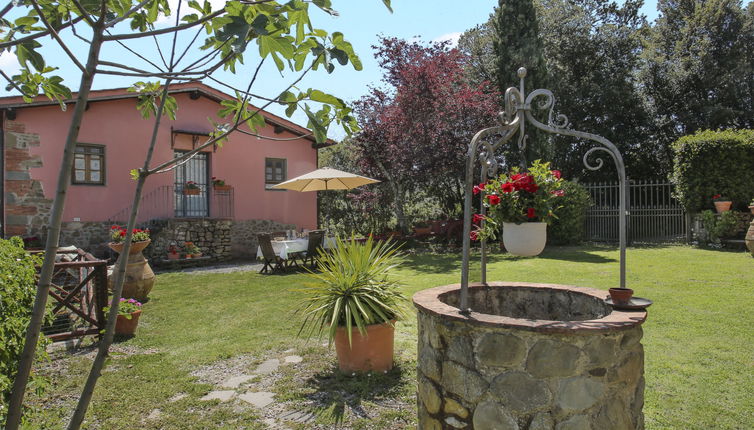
[25,244,753,429]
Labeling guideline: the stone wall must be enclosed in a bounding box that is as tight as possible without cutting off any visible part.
[3,121,52,238]
[143,218,232,263]
[413,283,646,430]
[230,219,296,258]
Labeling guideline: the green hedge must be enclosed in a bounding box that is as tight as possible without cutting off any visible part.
[672,130,754,212]
[0,237,49,423]
[549,181,592,245]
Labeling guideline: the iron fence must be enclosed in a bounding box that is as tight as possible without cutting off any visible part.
[583,180,687,243]
[108,185,234,223]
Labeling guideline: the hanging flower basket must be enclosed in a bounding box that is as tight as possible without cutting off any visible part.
[502,222,547,256]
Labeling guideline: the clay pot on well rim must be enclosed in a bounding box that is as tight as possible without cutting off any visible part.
[609,287,634,305]
[334,321,395,373]
[502,222,547,257]
[714,201,732,213]
[115,310,142,336]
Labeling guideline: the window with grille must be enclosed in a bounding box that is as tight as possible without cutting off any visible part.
[265,158,286,190]
[72,144,105,185]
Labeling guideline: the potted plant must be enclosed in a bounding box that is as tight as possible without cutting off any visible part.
[474,160,565,256]
[167,242,179,260]
[212,176,232,191]
[104,297,143,336]
[108,225,151,254]
[297,236,408,373]
[184,241,201,258]
[713,194,732,213]
[184,181,201,195]
[748,198,754,215]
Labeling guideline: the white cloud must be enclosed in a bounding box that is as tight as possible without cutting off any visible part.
[0,51,21,76]
[433,32,462,48]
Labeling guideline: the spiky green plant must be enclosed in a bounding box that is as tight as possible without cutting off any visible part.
[297,236,408,347]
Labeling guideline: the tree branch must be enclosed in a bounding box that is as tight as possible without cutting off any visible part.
[0,15,85,49]
[103,9,225,41]
[30,0,86,72]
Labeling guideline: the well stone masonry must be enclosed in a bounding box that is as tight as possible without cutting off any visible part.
[413,282,647,430]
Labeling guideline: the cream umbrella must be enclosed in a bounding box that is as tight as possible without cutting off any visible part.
[271,167,380,192]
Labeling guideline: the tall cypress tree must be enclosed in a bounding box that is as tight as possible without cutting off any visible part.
[492,0,549,167]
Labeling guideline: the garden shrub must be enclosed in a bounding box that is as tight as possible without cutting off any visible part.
[549,181,592,245]
[698,210,751,244]
[672,129,754,212]
[0,237,51,423]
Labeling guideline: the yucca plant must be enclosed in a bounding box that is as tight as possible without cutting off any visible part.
[297,235,409,347]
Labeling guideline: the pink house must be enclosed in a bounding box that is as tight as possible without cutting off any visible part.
[1,83,329,259]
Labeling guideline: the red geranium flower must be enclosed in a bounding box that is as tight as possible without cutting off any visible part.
[120,230,126,237]
[712,194,721,200]
[501,182,514,193]
[472,214,485,225]
[527,208,536,219]
[470,231,479,241]
[552,189,565,197]
[111,225,119,230]
[552,170,561,179]
[487,194,501,205]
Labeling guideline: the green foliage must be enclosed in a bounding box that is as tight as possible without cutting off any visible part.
[548,180,591,245]
[0,237,51,423]
[671,129,754,212]
[103,298,143,319]
[297,236,409,347]
[699,210,750,244]
[128,82,178,120]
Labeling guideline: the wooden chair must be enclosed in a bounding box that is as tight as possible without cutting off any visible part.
[298,229,325,268]
[258,233,286,274]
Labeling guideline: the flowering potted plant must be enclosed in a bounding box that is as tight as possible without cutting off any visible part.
[184,241,201,258]
[184,181,201,195]
[167,242,180,260]
[108,225,151,255]
[473,160,565,256]
[212,176,232,191]
[712,194,732,213]
[104,297,143,336]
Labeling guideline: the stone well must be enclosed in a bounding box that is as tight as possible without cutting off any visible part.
[413,282,647,430]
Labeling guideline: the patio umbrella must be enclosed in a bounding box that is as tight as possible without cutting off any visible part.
[271,167,380,192]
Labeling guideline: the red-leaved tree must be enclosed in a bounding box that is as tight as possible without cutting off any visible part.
[352,37,500,232]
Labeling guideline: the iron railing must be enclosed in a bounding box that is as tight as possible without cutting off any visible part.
[108,185,234,223]
[583,180,687,243]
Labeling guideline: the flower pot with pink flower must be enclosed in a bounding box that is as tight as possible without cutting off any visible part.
[105,298,143,336]
[472,160,565,257]
[212,177,232,191]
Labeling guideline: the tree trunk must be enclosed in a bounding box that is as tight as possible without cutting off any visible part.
[375,160,408,233]
[4,22,106,430]
[67,81,172,430]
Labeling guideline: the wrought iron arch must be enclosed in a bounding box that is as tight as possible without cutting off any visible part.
[459,67,627,313]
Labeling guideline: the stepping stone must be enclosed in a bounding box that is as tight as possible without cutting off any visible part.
[238,391,276,408]
[279,410,316,423]
[254,358,280,374]
[200,390,236,402]
[222,374,255,388]
[169,393,187,403]
[147,409,161,420]
[283,348,295,353]
[283,355,303,364]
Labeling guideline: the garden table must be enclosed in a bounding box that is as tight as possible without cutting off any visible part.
[256,237,335,260]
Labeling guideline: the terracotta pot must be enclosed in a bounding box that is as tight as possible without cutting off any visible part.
[745,219,754,257]
[167,253,179,260]
[334,321,395,373]
[107,240,155,301]
[184,188,200,195]
[748,206,754,215]
[115,310,142,336]
[714,201,732,213]
[502,222,547,257]
[185,254,193,259]
[609,288,634,305]
[414,227,431,236]
[108,239,150,255]
[213,185,232,191]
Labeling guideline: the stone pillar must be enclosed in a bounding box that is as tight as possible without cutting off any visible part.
[414,282,647,430]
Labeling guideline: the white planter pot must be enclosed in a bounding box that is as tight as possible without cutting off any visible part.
[502,222,547,256]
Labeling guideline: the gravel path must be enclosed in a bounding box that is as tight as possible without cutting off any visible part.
[159,262,265,275]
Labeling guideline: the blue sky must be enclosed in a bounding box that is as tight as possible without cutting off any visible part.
[1,0,664,138]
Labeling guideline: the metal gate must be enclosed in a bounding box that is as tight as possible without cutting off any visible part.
[174,151,209,217]
[584,180,687,243]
